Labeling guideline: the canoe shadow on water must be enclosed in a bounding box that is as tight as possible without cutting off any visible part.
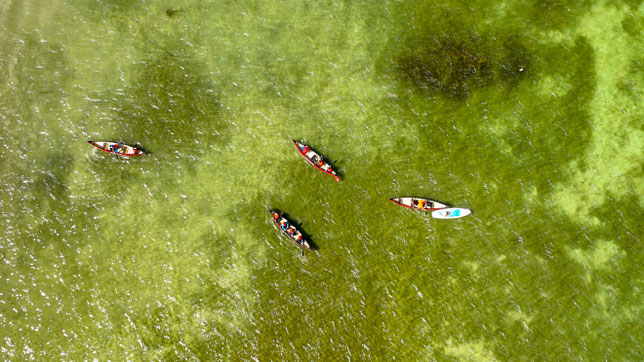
[298,225,318,252]
[269,209,319,252]
[134,143,150,155]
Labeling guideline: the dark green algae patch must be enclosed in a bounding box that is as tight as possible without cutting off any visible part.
[387,30,540,101]
[395,37,491,99]
[372,1,541,101]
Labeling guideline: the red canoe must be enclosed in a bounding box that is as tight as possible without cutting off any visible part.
[87,141,147,156]
[292,140,339,182]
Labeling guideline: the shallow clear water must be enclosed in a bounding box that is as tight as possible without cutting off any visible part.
[0,0,642,359]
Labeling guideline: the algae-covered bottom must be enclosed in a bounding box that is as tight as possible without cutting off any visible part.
[0,0,642,359]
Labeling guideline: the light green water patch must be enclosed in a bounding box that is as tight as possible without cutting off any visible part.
[567,239,623,282]
[441,338,497,361]
[463,260,480,275]
[505,309,534,325]
[0,32,75,157]
[566,235,640,329]
[550,2,644,224]
[585,282,643,358]
[536,74,573,99]
[70,195,259,359]
[117,250,256,360]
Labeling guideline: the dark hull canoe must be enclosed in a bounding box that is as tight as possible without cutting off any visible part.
[269,210,312,251]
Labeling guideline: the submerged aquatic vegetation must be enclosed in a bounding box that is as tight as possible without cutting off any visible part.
[396,37,490,99]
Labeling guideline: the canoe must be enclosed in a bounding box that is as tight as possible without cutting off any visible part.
[292,140,340,182]
[389,197,448,211]
[269,210,312,251]
[431,208,472,219]
[87,141,147,156]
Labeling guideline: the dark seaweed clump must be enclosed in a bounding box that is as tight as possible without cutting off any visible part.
[396,38,490,99]
[165,8,182,17]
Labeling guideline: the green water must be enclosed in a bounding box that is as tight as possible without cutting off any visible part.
[0,0,642,359]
